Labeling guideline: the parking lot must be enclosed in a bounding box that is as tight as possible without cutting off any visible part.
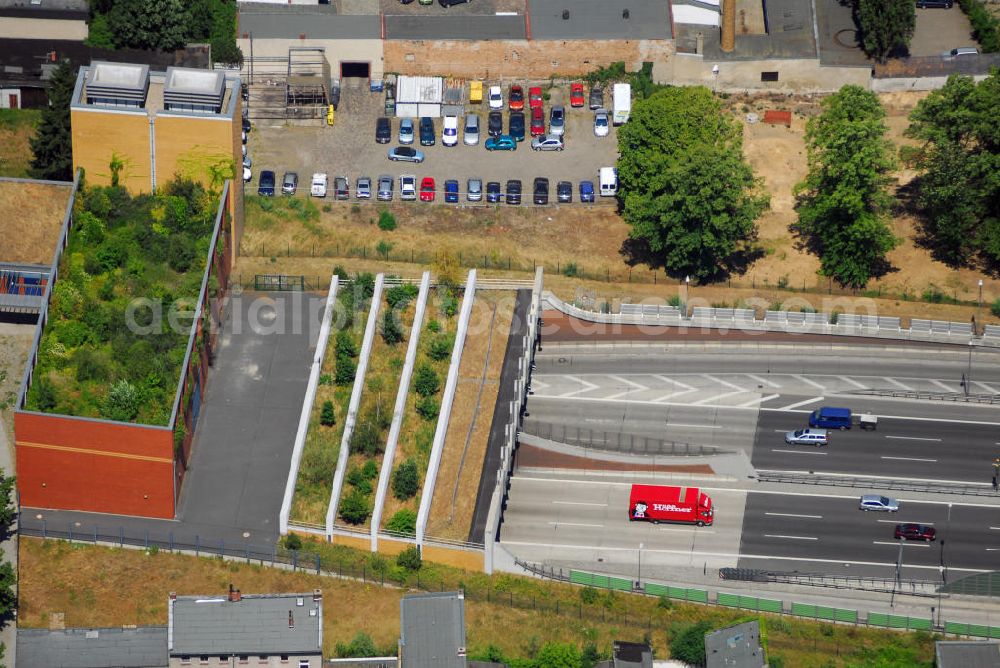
[247,83,620,204]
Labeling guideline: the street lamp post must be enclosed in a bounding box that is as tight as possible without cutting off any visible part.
[684,276,690,318]
[637,542,644,589]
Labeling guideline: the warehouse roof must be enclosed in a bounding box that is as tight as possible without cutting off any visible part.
[237,3,382,40]
[17,627,168,668]
[530,0,671,40]
[399,591,467,668]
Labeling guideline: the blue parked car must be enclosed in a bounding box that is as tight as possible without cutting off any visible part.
[258,170,275,196]
[444,179,460,203]
[485,135,517,151]
[486,181,502,203]
[579,180,595,203]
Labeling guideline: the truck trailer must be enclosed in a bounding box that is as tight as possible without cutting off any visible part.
[612,83,631,125]
[628,484,714,526]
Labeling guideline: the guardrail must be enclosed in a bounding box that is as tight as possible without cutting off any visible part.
[520,419,726,457]
[720,568,940,597]
[755,471,997,496]
[849,388,1000,404]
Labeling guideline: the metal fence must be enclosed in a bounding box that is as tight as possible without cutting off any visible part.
[756,471,998,496]
[520,419,725,457]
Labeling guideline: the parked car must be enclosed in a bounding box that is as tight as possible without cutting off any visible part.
[530,106,545,136]
[549,105,565,136]
[487,111,503,138]
[387,146,425,163]
[467,178,483,202]
[444,179,460,203]
[509,111,525,141]
[594,108,610,137]
[419,117,435,146]
[334,176,350,200]
[505,179,522,205]
[531,134,564,151]
[442,115,459,147]
[859,495,899,512]
[917,0,953,7]
[400,174,417,201]
[258,170,275,196]
[784,428,829,446]
[420,177,436,202]
[589,87,604,110]
[464,113,480,146]
[356,176,372,199]
[485,135,517,151]
[579,180,595,203]
[243,165,252,182]
[310,172,327,197]
[943,46,979,58]
[375,116,392,143]
[528,86,543,109]
[439,0,469,7]
[570,82,585,107]
[242,116,251,133]
[556,180,572,203]
[486,181,502,203]
[377,174,393,201]
[488,85,503,109]
[895,523,937,541]
[533,177,549,205]
[281,172,298,195]
[509,84,524,111]
[399,118,414,144]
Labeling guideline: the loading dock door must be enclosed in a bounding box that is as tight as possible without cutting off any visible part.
[341,62,371,80]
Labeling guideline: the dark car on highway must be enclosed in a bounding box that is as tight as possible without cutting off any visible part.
[488,111,503,138]
[486,181,502,203]
[509,111,525,141]
[533,177,549,205]
[895,523,936,541]
[419,117,435,146]
[505,179,522,205]
[375,117,391,143]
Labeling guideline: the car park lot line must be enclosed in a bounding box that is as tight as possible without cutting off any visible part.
[880,456,938,462]
[764,534,818,540]
[765,512,823,519]
[884,436,942,442]
[778,397,824,410]
[873,541,930,547]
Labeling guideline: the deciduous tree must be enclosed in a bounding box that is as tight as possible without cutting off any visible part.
[856,0,916,62]
[107,0,189,51]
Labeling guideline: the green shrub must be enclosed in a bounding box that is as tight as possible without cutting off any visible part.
[562,262,579,278]
[426,319,441,333]
[959,0,1000,51]
[354,272,376,301]
[376,240,393,259]
[413,364,440,397]
[351,419,382,457]
[415,396,439,421]
[385,508,417,535]
[580,586,599,604]
[386,283,418,309]
[427,334,453,361]
[669,621,712,665]
[339,489,369,525]
[392,459,420,500]
[336,330,358,359]
[381,310,404,345]
[378,210,397,231]
[335,632,378,658]
[991,298,1000,318]
[898,144,923,168]
[396,546,422,571]
[320,400,336,427]
[281,533,302,551]
[362,459,378,479]
[102,379,142,422]
[335,355,357,385]
[318,374,333,386]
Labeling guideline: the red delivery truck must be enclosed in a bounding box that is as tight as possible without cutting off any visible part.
[628,484,714,526]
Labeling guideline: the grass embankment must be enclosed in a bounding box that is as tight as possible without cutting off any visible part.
[0,109,39,178]
[377,285,461,536]
[427,292,514,542]
[19,537,936,667]
[290,273,373,526]
[335,283,418,530]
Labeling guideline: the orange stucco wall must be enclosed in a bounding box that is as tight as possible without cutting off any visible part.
[15,411,175,518]
[71,108,153,192]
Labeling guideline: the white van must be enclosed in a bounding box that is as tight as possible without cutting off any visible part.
[599,167,618,197]
[310,172,327,198]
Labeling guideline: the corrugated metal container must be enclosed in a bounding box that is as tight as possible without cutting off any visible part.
[395,103,418,118]
[417,103,441,118]
[397,75,443,104]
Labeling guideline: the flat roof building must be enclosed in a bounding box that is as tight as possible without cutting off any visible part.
[399,591,467,668]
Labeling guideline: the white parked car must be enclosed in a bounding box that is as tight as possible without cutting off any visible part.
[594,108,610,137]
[310,172,328,197]
[488,85,503,110]
[400,174,417,201]
[356,176,372,199]
[442,115,459,147]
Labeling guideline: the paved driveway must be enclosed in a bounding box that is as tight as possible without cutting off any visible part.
[910,6,976,56]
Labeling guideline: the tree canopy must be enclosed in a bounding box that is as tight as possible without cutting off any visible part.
[905,72,1000,272]
[29,60,75,181]
[855,0,915,62]
[792,85,898,288]
[617,87,769,283]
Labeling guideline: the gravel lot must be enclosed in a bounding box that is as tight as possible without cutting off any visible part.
[247,83,619,203]
[910,6,977,57]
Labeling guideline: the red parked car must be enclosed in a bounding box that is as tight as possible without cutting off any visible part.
[895,523,937,541]
[509,84,524,111]
[528,86,543,109]
[530,106,545,136]
[569,82,585,107]
[419,176,435,202]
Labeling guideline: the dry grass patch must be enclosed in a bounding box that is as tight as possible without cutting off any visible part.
[0,109,38,179]
[0,180,71,264]
[427,292,514,541]
[0,325,35,449]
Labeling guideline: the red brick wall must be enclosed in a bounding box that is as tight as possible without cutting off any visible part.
[15,411,175,518]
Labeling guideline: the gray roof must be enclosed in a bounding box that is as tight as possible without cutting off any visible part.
[238,3,382,39]
[698,0,816,60]
[400,591,467,668]
[169,593,322,656]
[705,620,765,668]
[17,627,168,668]
[613,640,652,668]
[385,15,525,40]
[530,0,670,40]
[936,641,1000,668]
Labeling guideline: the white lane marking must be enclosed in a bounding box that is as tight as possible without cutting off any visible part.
[553,501,607,507]
[654,374,694,391]
[549,522,604,528]
[659,527,716,534]
[765,512,823,519]
[793,374,826,390]
[770,449,827,456]
[884,436,942,442]
[779,397,824,411]
[973,380,998,394]
[667,423,723,429]
[651,388,699,402]
[886,377,915,391]
[877,519,934,525]
[873,541,929,547]
[562,375,600,398]
[880,456,938,462]
[702,374,743,391]
[530,378,550,391]
[839,376,867,389]
[691,390,748,406]
[738,394,781,408]
[605,375,649,400]
[930,379,953,392]
[986,548,1000,552]
[747,374,781,388]
[990,527,1000,530]
[765,534,818,541]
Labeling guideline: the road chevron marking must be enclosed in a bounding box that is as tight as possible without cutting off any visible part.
[561,375,600,398]
[792,374,826,391]
[691,390,749,406]
[654,374,695,391]
[778,396,824,411]
[703,374,743,391]
[738,393,780,408]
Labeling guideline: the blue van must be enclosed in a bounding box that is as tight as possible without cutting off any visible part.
[809,407,852,430]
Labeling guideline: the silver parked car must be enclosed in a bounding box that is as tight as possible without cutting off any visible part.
[859,495,900,512]
[531,134,564,151]
[356,176,372,199]
[467,178,482,202]
[377,174,393,201]
[549,105,565,136]
[464,113,481,146]
[399,117,415,144]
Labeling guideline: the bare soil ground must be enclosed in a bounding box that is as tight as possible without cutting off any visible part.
[0,181,71,264]
[426,291,513,541]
